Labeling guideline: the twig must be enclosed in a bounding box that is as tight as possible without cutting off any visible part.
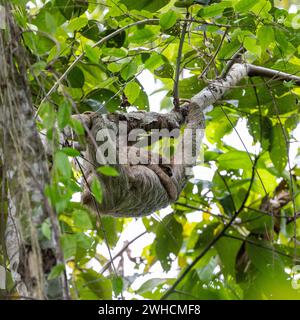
[199,28,228,79]
[161,156,258,300]
[35,18,159,117]
[173,12,190,110]
[264,80,298,261]
[100,231,147,274]
[248,65,300,85]
[223,234,300,262]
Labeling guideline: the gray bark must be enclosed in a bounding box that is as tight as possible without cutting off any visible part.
[0,4,64,299]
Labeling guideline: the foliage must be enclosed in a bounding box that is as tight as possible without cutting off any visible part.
[1,0,300,300]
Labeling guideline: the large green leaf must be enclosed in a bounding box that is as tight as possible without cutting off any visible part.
[216,232,243,277]
[79,269,112,300]
[269,124,288,173]
[234,0,256,12]
[54,151,72,179]
[120,0,169,12]
[217,151,252,170]
[160,11,177,30]
[155,215,183,271]
[247,113,272,150]
[198,1,232,18]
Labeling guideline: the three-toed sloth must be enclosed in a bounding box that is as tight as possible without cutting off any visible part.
[68,102,204,217]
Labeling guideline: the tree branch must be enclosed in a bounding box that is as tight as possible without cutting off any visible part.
[36,18,159,117]
[173,12,190,110]
[160,142,259,300]
[247,64,300,85]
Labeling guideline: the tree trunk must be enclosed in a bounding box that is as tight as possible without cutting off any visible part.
[0,4,65,299]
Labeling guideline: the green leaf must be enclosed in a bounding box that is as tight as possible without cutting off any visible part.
[111,276,123,296]
[160,11,177,30]
[121,62,138,80]
[155,214,183,271]
[67,66,85,88]
[80,269,112,300]
[176,269,220,300]
[246,237,284,273]
[205,107,238,145]
[130,28,155,44]
[154,63,174,79]
[48,264,65,280]
[75,233,93,255]
[55,0,88,20]
[86,89,121,113]
[197,256,218,282]
[218,39,241,60]
[107,62,124,73]
[134,88,149,110]
[216,233,243,277]
[234,0,256,12]
[61,234,77,260]
[91,178,102,203]
[41,220,51,240]
[120,0,169,12]
[97,166,119,177]
[73,210,93,229]
[243,36,261,58]
[61,147,81,157]
[85,44,101,64]
[251,0,271,18]
[174,0,194,8]
[217,151,252,170]
[144,53,164,70]
[54,151,72,178]
[257,25,274,52]
[45,12,57,34]
[178,75,205,99]
[97,216,123,247]
[70,118,85,136]
[124,81,141,104]
[198,1,232,18]
[240,209,273,233]
[102,47,127,58]
[247,113,272,150]
[269,124,288,173]
[190,222,220,250]
[67,17,88,32]
[58,101,71,130]
[101,29,126,48]
[80,20,102,41]
[136,278,167,294]
[39,102,56,130]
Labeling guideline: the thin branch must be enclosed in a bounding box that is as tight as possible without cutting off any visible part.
[247,64,300,85]
[161,156,258,300]
[223,234,300,262]
[173,12,190,110]
[35,18,159,117]
[175,202,226,221]
[264,79,298,261]
[100,231,147,274]
[199,28,228,79]
[220,46,244,78]
[181,18,231,28]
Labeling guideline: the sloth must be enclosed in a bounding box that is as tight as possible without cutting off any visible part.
[62,62,300,217]
[68,102,204,217]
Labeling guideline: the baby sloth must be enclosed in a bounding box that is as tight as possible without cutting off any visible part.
[70,102,203,217]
